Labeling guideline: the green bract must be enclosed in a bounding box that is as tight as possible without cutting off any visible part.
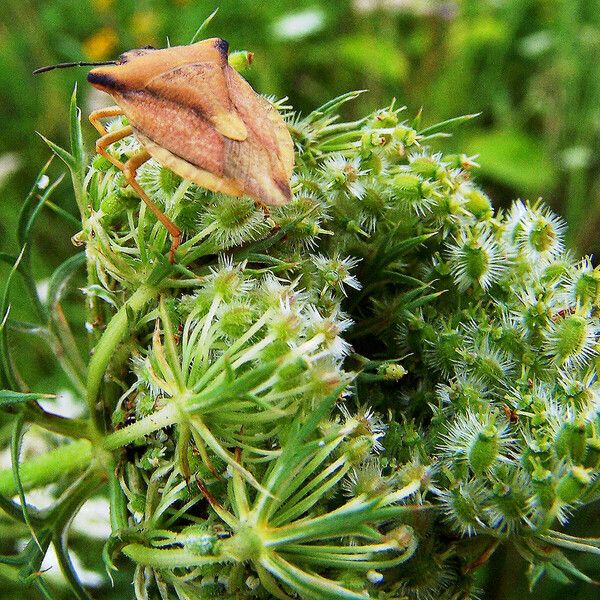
[0,81,598,600]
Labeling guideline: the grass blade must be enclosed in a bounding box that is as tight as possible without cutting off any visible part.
[190,8,219,43]
[11,413,40,547]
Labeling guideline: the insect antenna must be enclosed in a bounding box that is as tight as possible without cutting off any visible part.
[33,60,118,75]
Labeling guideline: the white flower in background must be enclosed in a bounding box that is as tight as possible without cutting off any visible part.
[353,0,456,17]
[0,152,20,189]
[39,389,85,419]
[72,496,111,539]
[272,9,325,40]
[16,486,55,510]
[36,278,50,305]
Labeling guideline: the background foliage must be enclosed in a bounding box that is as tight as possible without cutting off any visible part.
[0,0,598,598]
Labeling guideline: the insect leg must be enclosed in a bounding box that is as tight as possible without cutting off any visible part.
[95,125,133,170]
[89,106,125,136]
[122,149,182,263]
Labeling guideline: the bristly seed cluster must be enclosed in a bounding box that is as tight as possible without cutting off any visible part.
[6,88,599,600]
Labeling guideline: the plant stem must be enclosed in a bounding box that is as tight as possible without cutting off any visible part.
[106,454,128,531]
[103,404,178,450]
[49,467,106,527]
[24,405,92,440]
[0,439,92,496]
[122,544,226,569]
[86,283,158,433]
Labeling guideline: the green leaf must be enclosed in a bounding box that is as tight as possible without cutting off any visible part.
[146,254,175,285]
[52,533,93,600]
[7,319,48,338]
[190,8,219,43]
[0,553,25,567]
[69,83,85,172]
[13,172,64,323]
[17,528,53,582]
[82,284,118,308]
[544,562,573,585]
[258,382,347,505]
[37,133,76,171]
[262,554,366,600]
[102,527,146,577]
[42,199,81,229]
[309,90,366,121]
[159,297,184,388]
[20,174,65,249]
[46,252,85,311]
[0,247,27,389]
[527,562,545,591]
[540,531,600,555]
[367,231,435,278]
[16,158,53,248]
[402,289,445,312]
[236,208,320,261]
[33,575,58,600]
[11,414,40,547]
[0,439,93,497]
[547,550,598,585]
[419,112,481,136]
[379,271,427,287]
[0,490,40,526]
[0,252,26,276]
[188,361,280,411]
[0,390,54,408]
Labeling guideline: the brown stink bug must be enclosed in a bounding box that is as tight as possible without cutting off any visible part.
[34,38,295,261]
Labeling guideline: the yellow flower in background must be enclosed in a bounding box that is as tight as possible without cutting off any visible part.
[83,27,118,60]
[91,0,114,13]
[131,11,159,47]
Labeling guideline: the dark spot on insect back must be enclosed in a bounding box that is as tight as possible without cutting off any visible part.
[214,38,230,58]
[87,70,125,92]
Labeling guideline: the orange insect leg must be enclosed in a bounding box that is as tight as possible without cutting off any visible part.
[95,126,183,262]
[89,106,125,136]
[122,148,182,263]
[95,125,132,171]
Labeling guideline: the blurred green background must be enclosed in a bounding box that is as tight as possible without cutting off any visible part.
[0,0,599,598]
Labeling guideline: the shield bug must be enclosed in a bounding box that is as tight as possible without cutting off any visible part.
[34,38,295,261]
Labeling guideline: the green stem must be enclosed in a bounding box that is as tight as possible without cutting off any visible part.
[107,454,128,532]
[86,284,158,433]
[0,439,92,496]
[50,303,87,383]
[24,405,92,440]
[103,404,178,450]
[122,544,227,569]
[49,467,106,527]
[266,497,377,545]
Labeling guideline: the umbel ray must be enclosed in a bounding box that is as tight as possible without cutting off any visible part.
[34,37,295,261]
